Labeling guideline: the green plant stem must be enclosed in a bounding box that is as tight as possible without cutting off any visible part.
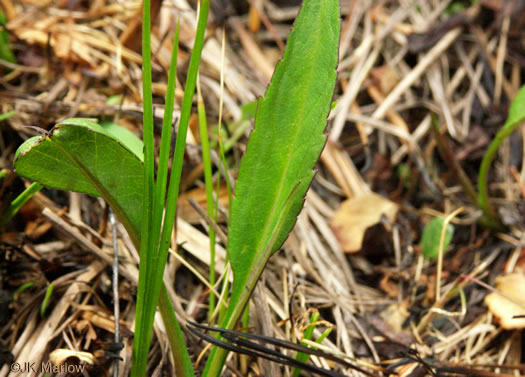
[136,24,190,374]
[292,311,320,377]
[240,302,250,373]
[477,126,517,230]
[0,12,16,65]
[0,182,42,227]
[223,120,251,152]
[431,116,504,230]
[132,0,155,370]
[0,110,15,121]
[202,183,302,377]
[217,175,229,324]
[197,77,217,321]
[216,29,232,209]
[40,283,54,317]
[159,286,195,377]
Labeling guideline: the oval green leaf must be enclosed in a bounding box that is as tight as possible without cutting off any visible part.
[14,118,144,244]
[420,217,454,260]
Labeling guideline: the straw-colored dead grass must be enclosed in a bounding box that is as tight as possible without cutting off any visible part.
[1,0,524,376]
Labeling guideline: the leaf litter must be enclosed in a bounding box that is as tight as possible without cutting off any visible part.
[1,0,525,376]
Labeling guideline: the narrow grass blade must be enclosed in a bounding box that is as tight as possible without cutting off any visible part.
[0,182,42,227]
[131,0,155,372]
[202,1,340,375]
[216,27,232,208]
[0,110,16,121]
[133,1,209,376]
[292,311,332,377]
[40,283,54,317]
[197,77,218,319]
[153,20,180,237]
[159,286,195,377]
[132,22,183,377]
[0,12,16,64]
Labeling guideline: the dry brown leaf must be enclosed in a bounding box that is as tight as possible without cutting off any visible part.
[485,272,525,329]
[82,311,133,337]
[49,349,94,366]
[248,4,261,33]
[370,66,399,95]
[54,33,73,60]
[331,192,398,253]
[381,301,410,334]
[380,271,400,298]
[178,184,229,224]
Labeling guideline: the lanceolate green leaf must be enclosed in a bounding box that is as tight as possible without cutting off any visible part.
[202,0,340,375]
[14,118,144,244]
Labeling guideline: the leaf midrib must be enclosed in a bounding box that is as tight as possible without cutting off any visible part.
[236,6,327,278]
[49,129,139,243]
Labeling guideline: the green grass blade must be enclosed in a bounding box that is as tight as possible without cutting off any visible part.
[153,24,195,377]
[153,20,180,238]
[133,1,209,376]
[202,1,340,375]
[0,182,42,227]
[0,110,16,121]
[197,77,218,320]
[159,286,195,377]
[478,85,525,229]
[151,0,210,327]
[40,283,54,317]
[133,25,183,376]
[216,30,231,324]
[132,0,156,373]
[292,311,319,377]
[0,12,16,64]
[295,325,332,375]
[216,177,229,323]
[216,28,232,209]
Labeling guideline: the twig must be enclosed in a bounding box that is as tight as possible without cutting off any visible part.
[431,116,478,205]
[110,210,121,377]
[436,207,464,302]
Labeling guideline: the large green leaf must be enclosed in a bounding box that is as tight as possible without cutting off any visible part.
[202,0,340,375]
[100,120,144,161]
[14,118,144,244]
[14,117,194,376]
